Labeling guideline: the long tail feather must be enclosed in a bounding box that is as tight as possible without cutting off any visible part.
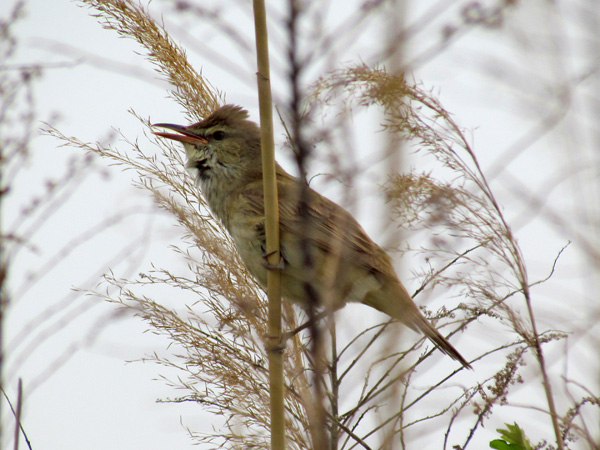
[363,282,472,369]
[412,313,472,369]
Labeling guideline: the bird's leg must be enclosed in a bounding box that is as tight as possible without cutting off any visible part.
[276,310,328,346]
[267,311,329,351]
[262,249,285,270]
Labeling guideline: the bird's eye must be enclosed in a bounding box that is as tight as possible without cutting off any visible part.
[212,131,225,141]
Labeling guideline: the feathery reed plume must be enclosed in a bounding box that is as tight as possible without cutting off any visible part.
[81,0,221,120]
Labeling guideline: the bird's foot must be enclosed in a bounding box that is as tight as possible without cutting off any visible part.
[266,338,286,353]
[265,320,313,352]
[262,250,285,271]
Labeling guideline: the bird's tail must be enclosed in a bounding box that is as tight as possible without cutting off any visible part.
[363,282,472,369]
[411,312,472,369]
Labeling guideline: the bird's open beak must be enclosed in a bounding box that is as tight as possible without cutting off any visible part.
[152,123,208,145]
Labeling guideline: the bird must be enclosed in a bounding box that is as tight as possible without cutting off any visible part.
[153,104,471,369]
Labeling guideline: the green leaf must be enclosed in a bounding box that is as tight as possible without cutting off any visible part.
[489,423,533,450]
[490,439,514,450]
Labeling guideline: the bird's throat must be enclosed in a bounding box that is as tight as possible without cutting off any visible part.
[193,158,211,179]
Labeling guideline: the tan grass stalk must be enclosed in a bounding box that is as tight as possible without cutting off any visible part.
[252,1,285,449]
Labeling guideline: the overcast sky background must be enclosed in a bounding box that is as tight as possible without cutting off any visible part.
[3,0,599,449]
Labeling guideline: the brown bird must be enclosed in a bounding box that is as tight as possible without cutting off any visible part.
[153,104,471,369]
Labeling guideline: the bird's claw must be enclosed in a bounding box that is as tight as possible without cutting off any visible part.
[266,333,290,352]
[262,250,285,271]
[265,325,307,352]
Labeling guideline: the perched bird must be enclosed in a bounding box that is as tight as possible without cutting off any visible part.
[153,104,471,369]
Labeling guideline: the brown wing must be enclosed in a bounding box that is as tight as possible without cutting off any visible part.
[240,170,397,280]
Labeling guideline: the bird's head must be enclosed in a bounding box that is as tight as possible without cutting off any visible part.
[153,105,262,183]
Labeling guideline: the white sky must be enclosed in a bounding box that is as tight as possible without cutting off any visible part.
[4,0,599,449]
